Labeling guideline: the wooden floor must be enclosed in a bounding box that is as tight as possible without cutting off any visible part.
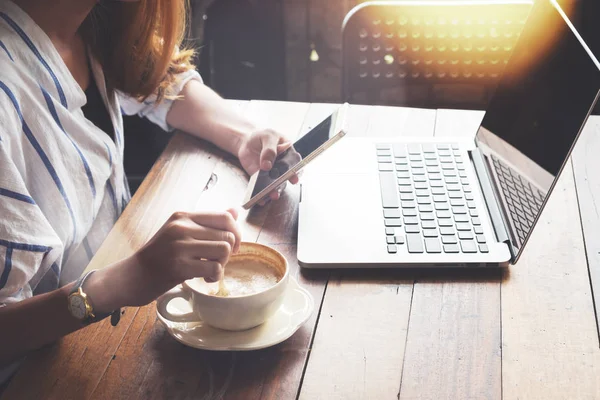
[2,101,600,399]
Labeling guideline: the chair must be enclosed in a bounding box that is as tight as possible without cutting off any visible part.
[342,0,533,109]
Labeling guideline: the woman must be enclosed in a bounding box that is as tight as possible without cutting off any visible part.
[0,0,295,381]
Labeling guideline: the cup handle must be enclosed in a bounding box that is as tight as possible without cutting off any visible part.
[156,285,197,323]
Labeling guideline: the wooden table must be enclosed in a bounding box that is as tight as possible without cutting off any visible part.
[3,101,600,399]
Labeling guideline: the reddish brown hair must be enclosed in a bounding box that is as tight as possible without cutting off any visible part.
[82,0,195,102]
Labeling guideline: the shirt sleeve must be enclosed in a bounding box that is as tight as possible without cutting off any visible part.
[0,142,63,306]
[117,69,203,132]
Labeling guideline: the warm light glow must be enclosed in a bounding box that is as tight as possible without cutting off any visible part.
[309,49,319,62]
[351,1,571,83]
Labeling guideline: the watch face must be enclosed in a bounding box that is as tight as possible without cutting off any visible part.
[69,295,87,320]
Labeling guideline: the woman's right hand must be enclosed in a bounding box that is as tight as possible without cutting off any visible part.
[86,209,241,313]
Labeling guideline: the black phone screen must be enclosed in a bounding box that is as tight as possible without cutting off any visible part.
[250,112,334,198]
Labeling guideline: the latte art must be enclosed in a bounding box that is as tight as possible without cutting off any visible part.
[211,259,280,297]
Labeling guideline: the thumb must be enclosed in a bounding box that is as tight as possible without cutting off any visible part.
[259,134,279,170]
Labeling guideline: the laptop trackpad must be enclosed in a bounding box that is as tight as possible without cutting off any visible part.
[298,173,386,263]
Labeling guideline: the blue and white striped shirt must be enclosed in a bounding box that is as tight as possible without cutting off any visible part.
[0,0,201,307]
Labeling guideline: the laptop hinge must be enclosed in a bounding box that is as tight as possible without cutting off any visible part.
[470,148,517,263]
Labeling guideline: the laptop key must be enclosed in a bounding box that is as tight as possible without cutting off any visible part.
[396,235,405,244]
[439,226,455,235]
[399,186,413,193]
[425,238,442,253]
[404,216,419,225]
[422,220,436,229]
[387,236,396,244]
[458,231,474,240]
[423,229,439,238]
[414,182,428,190]
[400,192,415,201]
[432,187,445,195]
[429,173,442,180]
[376,143,391,150]
[476,235,486,244]
[397,171,410,179]
[379,172,400,208]
[397,178,411,186]
[443,244,460,253]
[460,240,477,253]
[392,144,407,157]
[435,202,450,211]
[472,217,482,225]
[379,163,393,171]
[385,219,403,227]
[441,235,458,244]
[406,233,424,253]
[465,193,474,201]
[463,184,472,192]
[433,195,447,203]
[454,214,469,223]
[439,219,454,227]
[378,156,393,163]
[437,210,452,218]
[447,184,461,191]
[420,212,435,221]
[383,209,402,218]
[419,204,434,212]
[459,171,467,178]
[456,223,471,231]
[422,144,436,153]
[427,167,441,174]
[425,159,439,167]
[416,189,430,197]
[377,149,392,156]
[387,244,398,253]
[412,168,425,175]
[417,197,431,205]
[414,176,427,182]
[397,165,409,172]
[402,201,416,208]
[403,209,417,217]
[445,177,459,184]
[410,155,423,162]
[474,226,484,234]
[386,227,395,235]
[405,224,420,233]
[479,244,489,253]
[407,144,421,154]
[467,201,477,209]
[431,180,444,187]
[452,206,467,214]
[450,198,465,207]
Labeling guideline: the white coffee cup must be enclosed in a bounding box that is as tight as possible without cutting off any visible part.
[157,242,289,331]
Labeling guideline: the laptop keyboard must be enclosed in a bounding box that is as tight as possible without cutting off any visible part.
[377,143,488,255]
[490,155,546,245]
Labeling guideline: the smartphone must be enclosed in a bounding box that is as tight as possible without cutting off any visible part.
[242,103,349,209]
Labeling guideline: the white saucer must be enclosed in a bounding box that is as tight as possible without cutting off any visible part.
[157,278,314,351]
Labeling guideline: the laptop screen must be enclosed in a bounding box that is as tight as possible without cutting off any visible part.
[474,0,600,257]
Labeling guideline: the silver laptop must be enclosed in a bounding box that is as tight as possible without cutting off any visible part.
[297,0,600,268]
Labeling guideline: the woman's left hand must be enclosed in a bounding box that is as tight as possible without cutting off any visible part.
[237,128,300,203]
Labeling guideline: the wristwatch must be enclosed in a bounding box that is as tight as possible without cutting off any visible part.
[68,270,121,326]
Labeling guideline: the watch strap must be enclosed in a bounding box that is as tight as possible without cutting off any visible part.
[70,270,121,326]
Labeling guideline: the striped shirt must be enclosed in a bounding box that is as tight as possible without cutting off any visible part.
[0,0,201,307]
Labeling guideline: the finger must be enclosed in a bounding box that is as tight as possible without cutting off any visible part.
[289,173,299,185]
[185,240,232,266]
[187,211,242,253]
[277,141,293,153]
[182,226,236,253]
[191,260,223,283]
[259,132,279,170]
[269,191,280,201]
[226,207,239,221]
